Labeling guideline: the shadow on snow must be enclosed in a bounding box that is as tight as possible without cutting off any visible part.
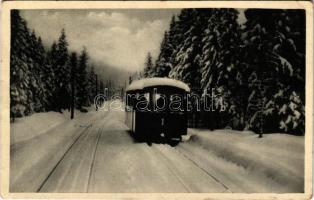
[127,131,180,147]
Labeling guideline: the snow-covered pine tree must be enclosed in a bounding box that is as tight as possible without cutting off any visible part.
[154,31,171,77]
[87,66,97,105]
[242,9,305,134]
[45,41,59,110]
[28,30,47,112]
[76,47,90,108]
[10,12,97,118]
[154,16,178,77]
[10,10,31,118]
[35,37,50,110]
[55,29,70,111]
[143,52,154,78]
[11,10,56,117]
[169,9,209,94]
[10,10,50,117]
[199,9,243,129]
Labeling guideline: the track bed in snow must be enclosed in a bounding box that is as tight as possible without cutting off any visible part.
[10,107,304,193]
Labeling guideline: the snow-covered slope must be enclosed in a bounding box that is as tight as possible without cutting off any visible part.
[11,112,67,145]
[180,129,304,192]
[10,109,87,145]
[10,109,103,192]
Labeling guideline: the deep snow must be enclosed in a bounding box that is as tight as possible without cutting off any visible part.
[10,105,304,193]
[10,109,88,145]
[11,112,67,145]
[180,129,304,192]
[10,108,105,192]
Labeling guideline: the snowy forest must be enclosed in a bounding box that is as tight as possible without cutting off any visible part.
[10,8,305,135]
[10,10,115,120]
[142,9,305,135]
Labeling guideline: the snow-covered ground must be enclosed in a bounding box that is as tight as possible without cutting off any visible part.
[179,129,304,192]
[10,109,88,145]
[10,104,304,193]
[10,107,105,192]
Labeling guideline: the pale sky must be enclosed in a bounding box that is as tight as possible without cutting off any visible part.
[21,9,245,72]
[21,9,179,72]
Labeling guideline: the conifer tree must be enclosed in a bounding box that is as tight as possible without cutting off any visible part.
[169,9,209,93]
[55,29,70,111]
[10,11,97,118]
[199,9,243,129]
[45,41,59,110]
[76,47,89,108]
[28,31,46,112]
[143,52,153,78]
[242,9,305,134]
[10,10,31,118]
[154,8,305,134]
[87,66,97,105]
[154,16,178,77]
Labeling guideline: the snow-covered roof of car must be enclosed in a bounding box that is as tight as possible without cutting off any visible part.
[126,78,190,92]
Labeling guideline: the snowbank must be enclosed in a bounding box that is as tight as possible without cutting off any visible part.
[183,129,304,192]
[11,112,68,145]
[10,109,101,192]
[10,109,88,145]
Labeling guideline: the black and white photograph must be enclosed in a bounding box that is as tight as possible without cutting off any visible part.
[0,1,313,198]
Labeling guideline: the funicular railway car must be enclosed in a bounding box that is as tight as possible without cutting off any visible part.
[125,78,190,143]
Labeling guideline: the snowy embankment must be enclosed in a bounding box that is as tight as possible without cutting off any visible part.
[10,108,102,192]
[10,109,92,145]
[180,129,304,192]
[11,112,67,145]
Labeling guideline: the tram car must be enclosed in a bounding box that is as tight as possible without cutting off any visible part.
[125,78,190,142]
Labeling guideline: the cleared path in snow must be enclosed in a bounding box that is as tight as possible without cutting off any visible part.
[10,103,304,193]
[37,108,227,193]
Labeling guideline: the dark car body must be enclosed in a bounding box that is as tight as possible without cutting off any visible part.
[125,78,190,142]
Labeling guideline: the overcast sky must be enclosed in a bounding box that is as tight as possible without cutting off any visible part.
[21,9,245,72]
[21,9,180,72]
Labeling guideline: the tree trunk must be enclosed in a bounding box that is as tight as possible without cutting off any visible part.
[95,74,98,111]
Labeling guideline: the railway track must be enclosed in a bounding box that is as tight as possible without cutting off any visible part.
[37,125,93,192]
[23,107,229,193]
[174,146,232,192]
[149,144,194,192]
[151,144,231,193]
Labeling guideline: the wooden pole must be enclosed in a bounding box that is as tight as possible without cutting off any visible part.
[95,74,98,96]
[95,74,98,111]
[70,53,76,119]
